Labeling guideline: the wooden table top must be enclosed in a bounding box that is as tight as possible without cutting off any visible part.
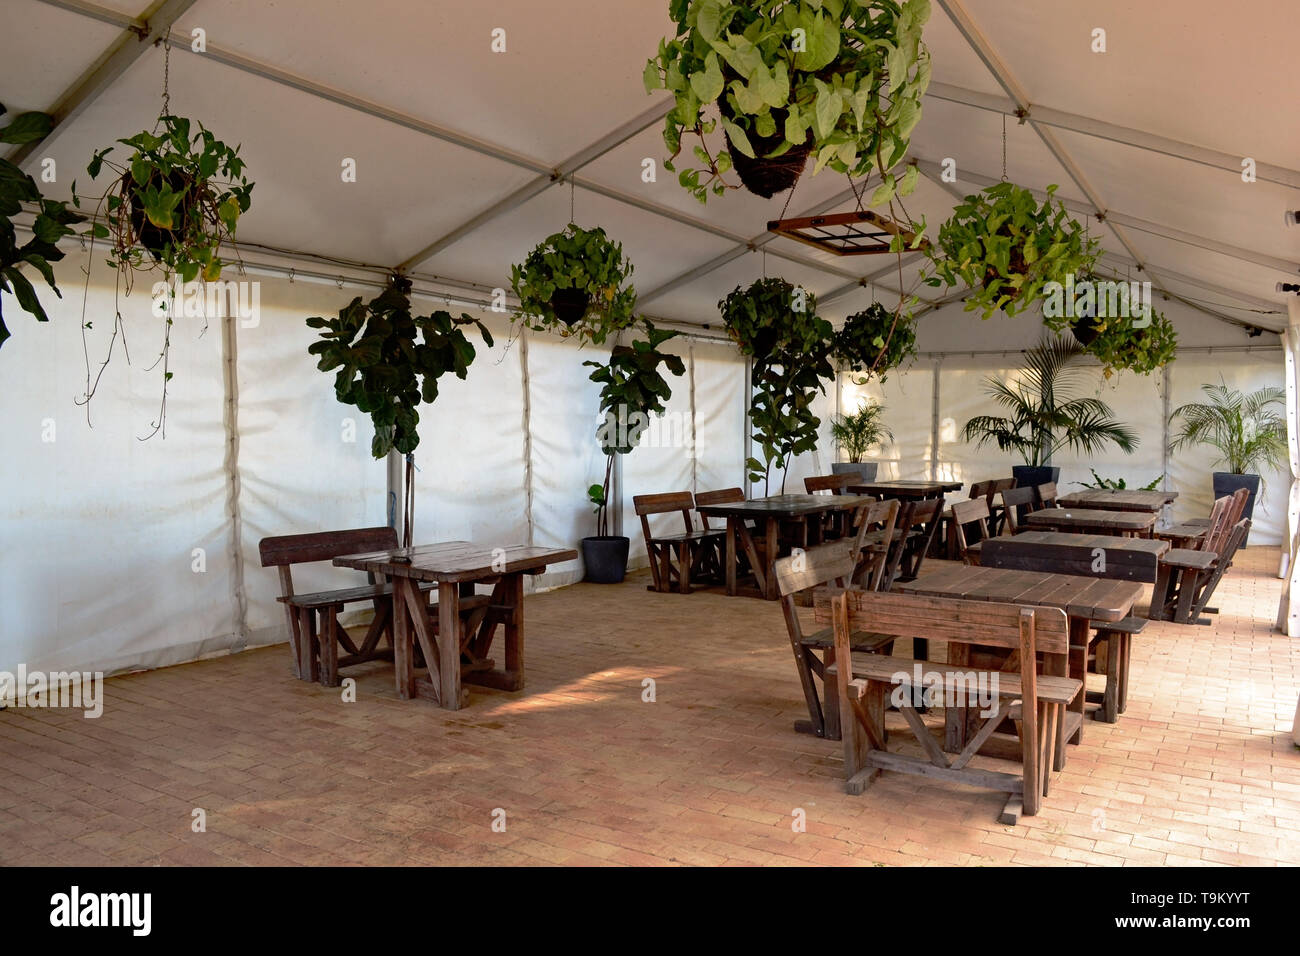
[1056,489,1178,512]
[695,493,876,518]
[996,530,1170,556]
[334,540,577,583]
[847,480,963,497]
[1025,508,1157,532]
[896,564,1141,622]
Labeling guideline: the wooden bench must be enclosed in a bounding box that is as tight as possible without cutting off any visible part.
[634,491,725,594]
[814,589,1080,822]
[258,527,488,686]
[1152,489,1249,623]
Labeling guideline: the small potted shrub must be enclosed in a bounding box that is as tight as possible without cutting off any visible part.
[1169,382,1287,541]
[78,114,253,284]
[830,401,892,483]
[922,183,1098,319]
[510,224,637,345]
[645,0,932,202]
[582,322,686,582]
[962,336,1137,487]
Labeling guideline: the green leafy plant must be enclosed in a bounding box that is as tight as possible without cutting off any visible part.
[0,108,84,351]
[1041,274,1178,377]
[510,224,637,345]
[584,322,687,536]
[830,401,892,462]
[307,275,494,459]
[962,336,1138,467]
[645,0,932,202]
[834,300,917,381]
[1169,381,1287,478]
[76,114,253,285]
[720,277,835,490]
[1075,468,1162,490]
[922,183,1098,318]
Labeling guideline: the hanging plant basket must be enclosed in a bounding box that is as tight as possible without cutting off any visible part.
[724,118,811,199]
[834,301,918,381]
[510,224,637,345]
[1070,311,1103,346]
[125,167,198,262]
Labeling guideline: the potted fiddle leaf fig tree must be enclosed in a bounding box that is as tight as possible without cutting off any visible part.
[962,336,1138,487]
[0,108,84,351]
[1169,381,1287,540]
[922,182,1098,319]
[645,0,932,202]
[306,275,494,541]
[510,224,637,345]
[720,276,835,492]
[582,321,686,582]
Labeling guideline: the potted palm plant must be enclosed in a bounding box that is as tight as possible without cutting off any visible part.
[1169,382,1287,540]
[962,336,1138,486]
[582,322,686,582]
[830,401,891,483]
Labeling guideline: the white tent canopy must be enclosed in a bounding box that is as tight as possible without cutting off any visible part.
[3,0,1298,676]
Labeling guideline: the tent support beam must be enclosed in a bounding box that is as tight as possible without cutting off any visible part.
[8,0,200,166]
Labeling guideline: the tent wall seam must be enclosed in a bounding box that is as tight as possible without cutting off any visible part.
[520,330,535,547]
[220,311,250,653]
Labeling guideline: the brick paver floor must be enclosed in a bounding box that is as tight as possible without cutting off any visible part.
[2,548,1298,866]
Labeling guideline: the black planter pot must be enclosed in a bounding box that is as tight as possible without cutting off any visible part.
[1212,472,1261,546]
[1012,465,1060,489]
[1071,313,1103,346]
[581,535,629,583]
[720,104,810,199]
[550,288,590,326]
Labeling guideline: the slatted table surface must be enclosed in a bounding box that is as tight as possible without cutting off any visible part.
[1024,507,1158,537]
[334,541,576,708]
[979,531,1169,582]
[1056,488,1178,513]
[847,479,964,499]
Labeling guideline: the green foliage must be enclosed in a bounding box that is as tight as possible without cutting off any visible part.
[75,114,253,283]
[922,183,1098,318]
[306,276,494,459]
[0,108,84,351]
[961,336,1138,467]
[830,401,892,462]
[1076,468,1163,491]
[510,224,637,344]
[720,277,834,490]
[1169,381,1287,477]
[583,321,686,534]
[834,300,918,381]
[645,0,932,202]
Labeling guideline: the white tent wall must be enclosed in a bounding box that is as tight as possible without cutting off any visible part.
[690,339,748,496]
[839,365,936,480]
[0,249,235,677]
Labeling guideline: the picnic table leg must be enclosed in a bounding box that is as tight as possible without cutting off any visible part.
[1068,616,1088,746]
[764,517,780,600]
[725,518,738,596]
[392,582,414,700]
[319,606,340,687]
[438,582,465,709]
[1150,563,1175,620]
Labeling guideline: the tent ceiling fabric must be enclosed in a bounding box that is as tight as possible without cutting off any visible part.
[5,0,1298,332]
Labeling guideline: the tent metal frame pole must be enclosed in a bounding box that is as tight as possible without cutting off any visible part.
[8,0,200,167]
[925,80,1300,191]
[817,252,927,306]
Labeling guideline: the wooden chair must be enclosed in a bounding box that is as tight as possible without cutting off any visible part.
[804,474,856,538]
[773,542,897,740]
[999,486,1038,533]
[950,497,991,565]
[695,488,749,581]
[1154,517,1251,625]
[1035,482,1059,509]
[634,492,725,594]
[847,498,901,590]
[258,527,478,687]
[816,589,1080,822]
[892,497,945,584]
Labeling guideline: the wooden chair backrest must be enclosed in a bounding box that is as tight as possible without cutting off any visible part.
[816,590,1069,656]
[1197,493,1237,554]
[980,538,1160,582]
[950,497,991,555]
[633,491,696,539]
[695,487,744,530]
[849,499,901,589]
[804,474,855,495]
[906,496,944,527]
[258,526,398,600]
[968,478,996,501]
[1035,482,1059,508]
[774,540,858,598]
[1000,486,1038,532]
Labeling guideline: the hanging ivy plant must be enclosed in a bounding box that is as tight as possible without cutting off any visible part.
[1052,304,1178,378]
[720,277,835,491]
[645,0,932,202]
[510,224,637,345]
[834,300,918,381]
[0,108,83,351]
[76,114,253,285]
[306,276,494,458]
[922,182,1098,319]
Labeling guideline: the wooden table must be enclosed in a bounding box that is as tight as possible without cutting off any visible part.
[980,531,1169,582]
[847,479,963,499]
[695,494,875,599]
[896,565,1141,753]
[1025,507,1158,537]
[1057,489,1178,513]
[334,541,576,709]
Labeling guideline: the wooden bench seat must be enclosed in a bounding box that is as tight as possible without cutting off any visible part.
[826,654,1081,706]
[277,580,437,609]
[1159,548,1218,570]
